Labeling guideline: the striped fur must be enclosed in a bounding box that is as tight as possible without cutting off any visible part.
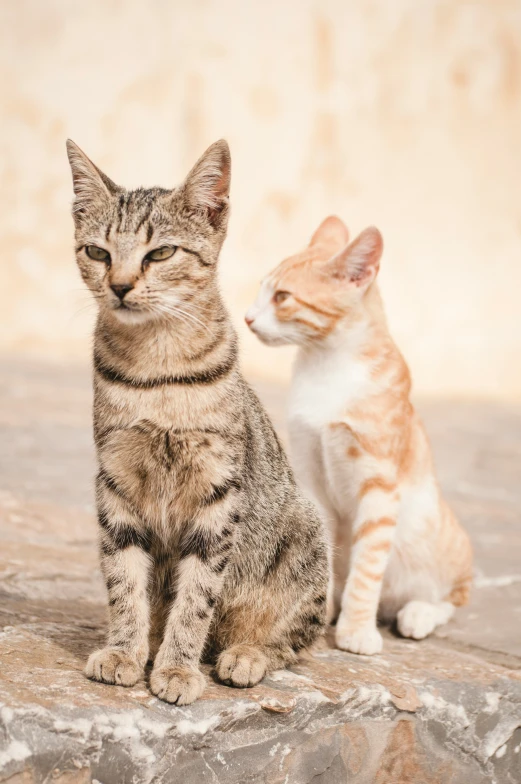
[246,216,473,655]
[66,140,328,704]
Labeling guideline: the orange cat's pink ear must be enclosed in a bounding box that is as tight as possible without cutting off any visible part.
[328,227,383,288]
[310,216,349,250]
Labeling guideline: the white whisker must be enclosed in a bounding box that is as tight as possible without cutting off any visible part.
[149,297,212,334]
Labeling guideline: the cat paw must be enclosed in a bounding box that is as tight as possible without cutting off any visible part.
[397,601,454,640]
[85,648,142,686]
[149,665,206,705]
[216,644,268,687]
[335,622,383,655]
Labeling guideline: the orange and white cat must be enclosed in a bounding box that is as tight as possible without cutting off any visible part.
[245,216,473,655]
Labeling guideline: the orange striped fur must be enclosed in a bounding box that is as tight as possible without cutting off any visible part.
[246,216,473,654]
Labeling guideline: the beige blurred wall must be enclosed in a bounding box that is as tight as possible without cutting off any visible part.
[1,0,520,398]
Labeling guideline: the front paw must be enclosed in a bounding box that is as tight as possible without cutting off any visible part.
[85,648,142,686]
[335,619,383,655]
[149,665,206,705]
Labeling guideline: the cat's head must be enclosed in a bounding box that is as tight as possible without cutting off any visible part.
[66,139,231,325]
[245,216,383,346]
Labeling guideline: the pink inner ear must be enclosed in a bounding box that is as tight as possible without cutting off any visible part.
[349,260,376,285]
[345,227,383,286]
[324,227,382,287]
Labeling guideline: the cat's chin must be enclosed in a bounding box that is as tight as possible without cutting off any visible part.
[110,307,155,326]
[251,330,290,347]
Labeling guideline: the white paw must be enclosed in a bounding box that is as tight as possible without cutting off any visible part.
[397,601,453,640]
[335,620,383,655]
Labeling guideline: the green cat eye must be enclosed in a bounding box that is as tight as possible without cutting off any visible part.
[85,245,111,262]
[146,246,177,262]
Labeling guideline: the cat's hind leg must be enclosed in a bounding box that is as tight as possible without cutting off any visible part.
[392,497,471,641]
[214,580,327,687]
[397,600,454,640]
[213,597,301,688]
[215,590,327,688]
[215,643,290,688]
[214,542,328,687]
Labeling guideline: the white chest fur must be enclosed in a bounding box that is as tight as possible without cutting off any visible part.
[288,340,372,430]
[287,338,373,519]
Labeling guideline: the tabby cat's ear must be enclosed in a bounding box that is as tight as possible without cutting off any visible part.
[327,227,383,289]
[310,216,349,250]
[66,140,118,214]
[182,139,231,227]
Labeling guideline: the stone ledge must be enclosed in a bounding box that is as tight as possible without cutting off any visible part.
[1,360,520,783]
[1,623,520,784]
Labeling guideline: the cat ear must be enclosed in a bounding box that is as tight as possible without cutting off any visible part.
[182,139,231,227]
[310,216,349,250]
[327,227,383,288]
[66,140,118,214]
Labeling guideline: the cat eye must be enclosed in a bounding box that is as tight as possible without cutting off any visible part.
[273,291,291,305]
[145,246,177,262]
[85,245,111,262]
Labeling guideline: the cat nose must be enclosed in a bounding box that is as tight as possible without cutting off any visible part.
[110,283,134,301]
[245,314,254,326]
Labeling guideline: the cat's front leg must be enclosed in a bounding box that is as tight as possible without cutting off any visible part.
[86,482,153,686]
[150,506,236,705]
[335,476,398,655]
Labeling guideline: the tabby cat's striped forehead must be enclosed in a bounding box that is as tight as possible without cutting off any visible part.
[67,138,232,263]
[107,188,170,238]
[75,183,222,262]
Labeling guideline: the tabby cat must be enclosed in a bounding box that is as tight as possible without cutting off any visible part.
[66,139,328,703]
[246,216,473,655]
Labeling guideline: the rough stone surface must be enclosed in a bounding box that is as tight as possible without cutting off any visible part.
[1,359,520,784]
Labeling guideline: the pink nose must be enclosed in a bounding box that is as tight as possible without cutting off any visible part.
[245,315,254,326]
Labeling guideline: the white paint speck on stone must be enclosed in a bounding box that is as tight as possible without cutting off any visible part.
[278,745,292,771]
[272,669,312,683]
[0,739,31,767]
[419,691,470,729]
[482,718,521,761]
[136,715,171,738]
[176,714,220,736]
[0,706,14,724]
[53,718,93,740]
[301,690,331,705]
[484,693,501,714]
